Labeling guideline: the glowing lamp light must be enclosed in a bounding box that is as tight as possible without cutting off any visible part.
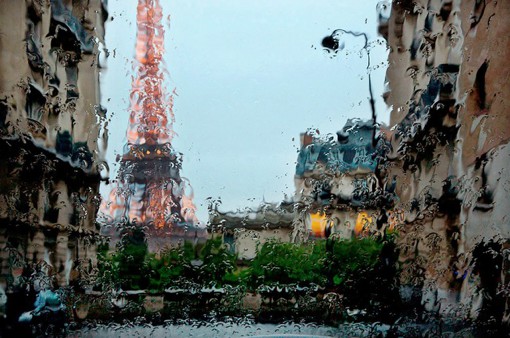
[354,211,373,236]
[309,212,328,237]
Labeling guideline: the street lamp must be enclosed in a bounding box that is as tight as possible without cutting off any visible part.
[322,29,377,146]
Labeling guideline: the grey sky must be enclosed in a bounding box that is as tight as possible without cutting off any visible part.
[100,0,390,224]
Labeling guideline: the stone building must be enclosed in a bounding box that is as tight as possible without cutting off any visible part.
[208,202,295,260]
[292,119,389,242]
[0,0,107,290]
[379,0,509,322]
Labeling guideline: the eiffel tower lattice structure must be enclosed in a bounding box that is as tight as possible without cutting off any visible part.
[102,0,201,250]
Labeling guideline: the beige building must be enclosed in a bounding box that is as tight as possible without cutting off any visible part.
[0,0,107,289]
[380,0,509,321]
[208,203,295,260]
[292,119,385,242]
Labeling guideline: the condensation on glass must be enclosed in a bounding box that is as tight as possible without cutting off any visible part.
[0,0,508,336]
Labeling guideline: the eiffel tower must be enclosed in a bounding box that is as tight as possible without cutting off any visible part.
[103,0,200,250]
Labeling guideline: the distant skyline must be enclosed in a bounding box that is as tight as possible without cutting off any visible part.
[100,0,390,224]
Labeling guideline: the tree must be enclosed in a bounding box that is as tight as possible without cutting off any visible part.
[199,237,237,285]
[113,226,149,290]
[248,240,326,288]
[146,241,196,290]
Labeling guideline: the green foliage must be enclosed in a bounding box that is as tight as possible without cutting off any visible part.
[95,227,149,290]
[96,236,239,291]
[115,228,149,290]
[145,242,195,290]
[94,231,400,318]
[199,236,238,285]
[246,235,398,315]
[326,237,383,286]
[248,240,326,288]
[325,236,402,319]
[223,268,250,286]
[95,243,120,290]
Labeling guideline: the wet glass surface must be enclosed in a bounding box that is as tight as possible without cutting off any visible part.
[0,0,509,337]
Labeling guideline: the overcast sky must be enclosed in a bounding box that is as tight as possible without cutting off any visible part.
[100,0,390,224]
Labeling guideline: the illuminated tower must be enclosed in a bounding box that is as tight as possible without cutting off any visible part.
[103,0,198,246]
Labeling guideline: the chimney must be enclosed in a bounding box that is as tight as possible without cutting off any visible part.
[300,132,313,148]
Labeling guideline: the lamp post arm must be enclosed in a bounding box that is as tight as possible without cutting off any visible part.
[330,29,377,146]
[330,28,368,50]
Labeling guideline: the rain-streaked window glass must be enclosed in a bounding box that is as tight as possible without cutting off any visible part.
[0,0,509,336]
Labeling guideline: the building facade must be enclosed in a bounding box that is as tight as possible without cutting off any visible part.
[379,0,509,322]
[208,202,295,261]
[0,0,107,290]
[292,119,390,242]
